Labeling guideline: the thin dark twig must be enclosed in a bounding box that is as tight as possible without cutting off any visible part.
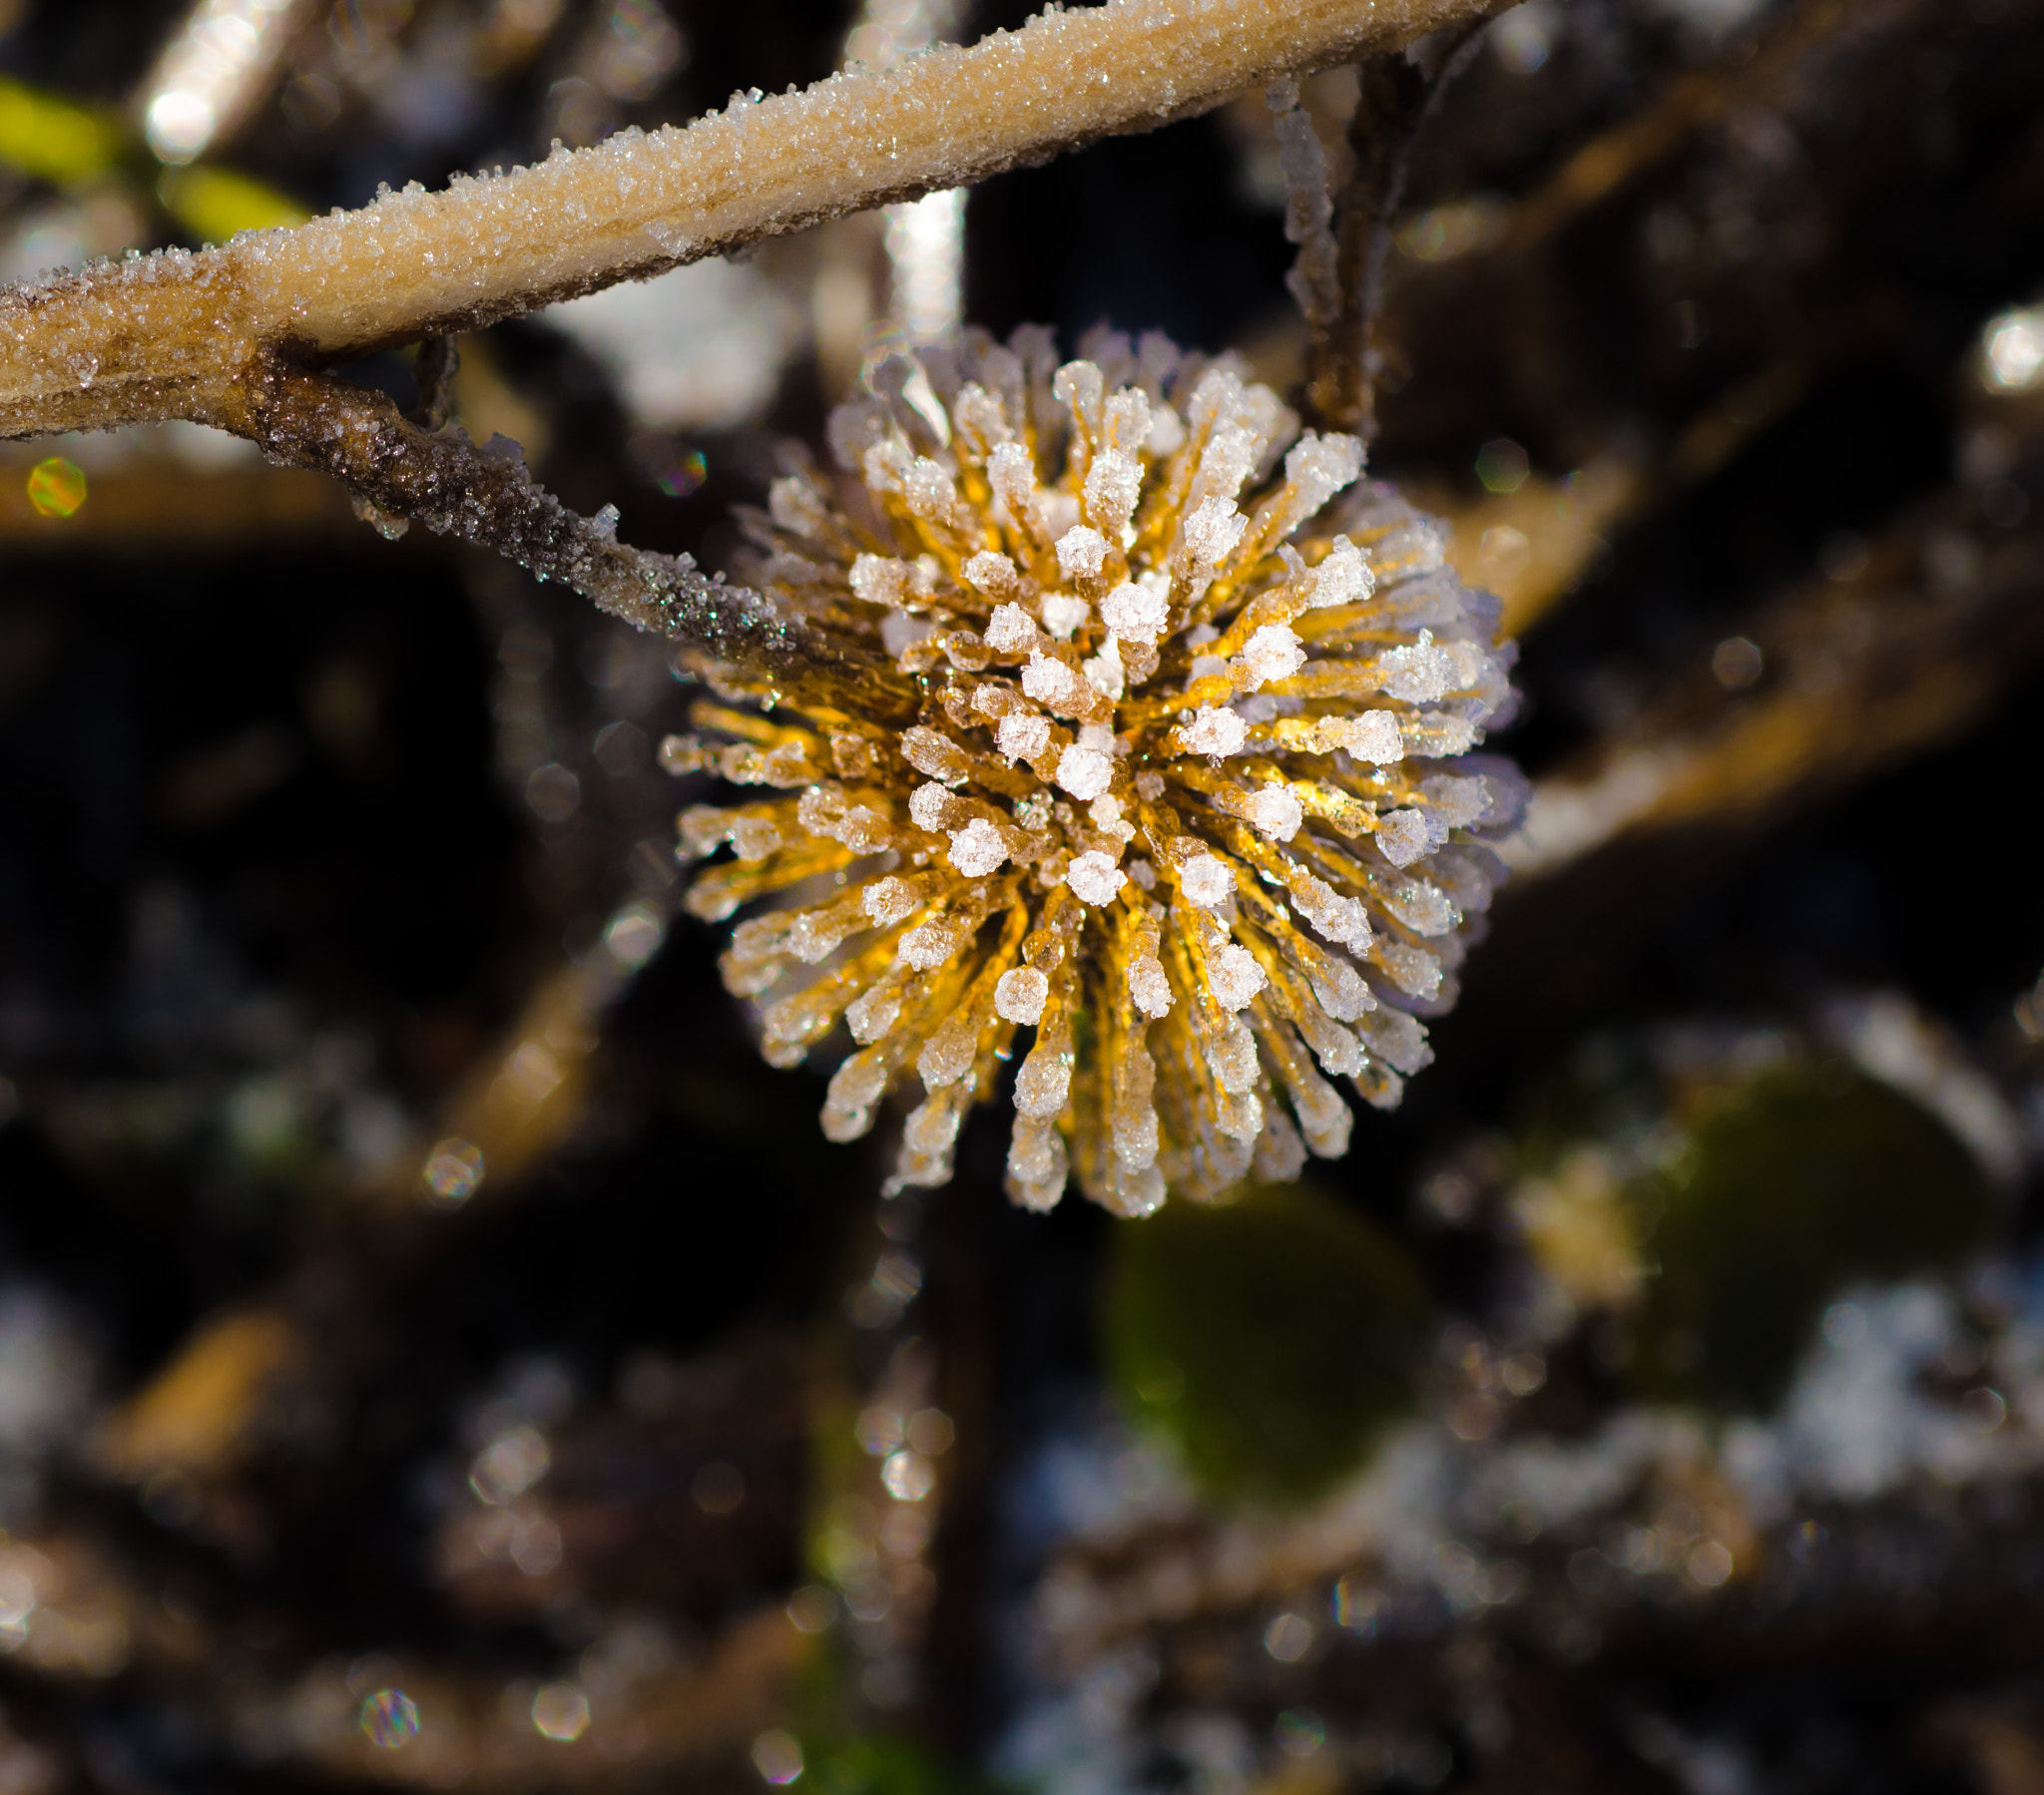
[222,359,837,676]
[1308,22,1488,437]
[411,334,460,431]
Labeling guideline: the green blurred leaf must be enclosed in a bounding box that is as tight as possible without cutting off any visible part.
[1631,1060,1992,1411]
[158,166,309,243]
[1105,1181,1428,1505]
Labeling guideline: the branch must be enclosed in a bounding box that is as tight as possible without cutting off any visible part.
[0,0,1512,438]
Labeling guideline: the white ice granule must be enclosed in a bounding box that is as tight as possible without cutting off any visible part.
[987,439,1036,517]
[1419,773,1489,829]
[1247,784,1303,840]
[845,986,901,1045]
[1240,623,1305,687]
[918,1018,977,1088]
[730,816,782,861]
[1014,1049,1071,1119]
[1021,651,1088,713]
[961,549,1020,600]
[1082,638,1126,700]
[1041,593,1092,640]
[948,817,1010,875]
[1284,431,1364,512]
[908,781,957,831]
[983,601,1037,653]
[900,917,966,970]
[1100,577,1169,643]
[1129,954,1173,1017]
[1184,705,1249,757]
[1372,635,1455,701]
[1135,770,1165,800]
[1084,449,1143,535]
[1127,858,1157,890]
[1181,495,1246,569]
[994,966,1050,1025]
[1343,709,1405,763]
[1056,742,1115,800]
[1055,525,1110,582]
[849,553,909,607]
[862,877,918,925]
[1067,849,1126,905]
[1305,535,1371,609]
[996,710,1052,760]
[1207,942,1268,1011]
[1181,853,1234,908]
[1293,873,1370,948]
[902,724,972,785]
[1374,807,1447,867]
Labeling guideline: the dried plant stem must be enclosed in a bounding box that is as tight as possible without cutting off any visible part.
[1305,24,1486,435]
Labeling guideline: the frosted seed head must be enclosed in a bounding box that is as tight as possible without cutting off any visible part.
[1181,853,1234,908]
[1040,593,1092,640]
[994,965,1050,1025]
[1184,705,1248,757]
[1055,742,1115,801]
[1129,954,1174,1017]
[1135,770,1166,800]
[996,709,1052,760]
[731,816,781,861]
[948,817,1010,876]
[1100,579,1169,643]
[983,601,1037,654]
[1207,942,1267,1011]
[1246,784,1303,841]
[1066,849,1127,906]
[1055,526,1109,582]
[1240,623,1305,687]
[1343,709,1405,764]
[861,877,918,927]
[1206,1016,1259,1093]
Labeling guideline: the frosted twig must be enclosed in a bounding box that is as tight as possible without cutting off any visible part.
[0,0,1511,439]
[1268,77,1341,339]
[233,361,822,668]
[1307,23,1488,435]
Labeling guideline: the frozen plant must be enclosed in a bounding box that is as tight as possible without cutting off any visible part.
[674,327,1522,1211]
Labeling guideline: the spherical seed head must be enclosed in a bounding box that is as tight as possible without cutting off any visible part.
[682,327,1523,1211]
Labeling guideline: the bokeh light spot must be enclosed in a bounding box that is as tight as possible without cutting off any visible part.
[359,1688,419,1749]
[26,457,86,518]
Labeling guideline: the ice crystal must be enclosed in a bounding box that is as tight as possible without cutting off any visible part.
[679,326,1523,1213]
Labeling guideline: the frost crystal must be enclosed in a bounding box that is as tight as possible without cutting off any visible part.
[681,327,1520,1210]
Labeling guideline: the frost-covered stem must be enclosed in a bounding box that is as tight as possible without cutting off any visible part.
[231,361,819,667]
[1309,24,1486,436]
[0,0,1512,440]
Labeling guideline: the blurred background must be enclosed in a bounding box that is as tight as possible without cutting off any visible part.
[8,0,2044,1788]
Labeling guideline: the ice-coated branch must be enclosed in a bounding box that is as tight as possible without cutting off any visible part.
[0,0,1512,440]
[232,360,821,667]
